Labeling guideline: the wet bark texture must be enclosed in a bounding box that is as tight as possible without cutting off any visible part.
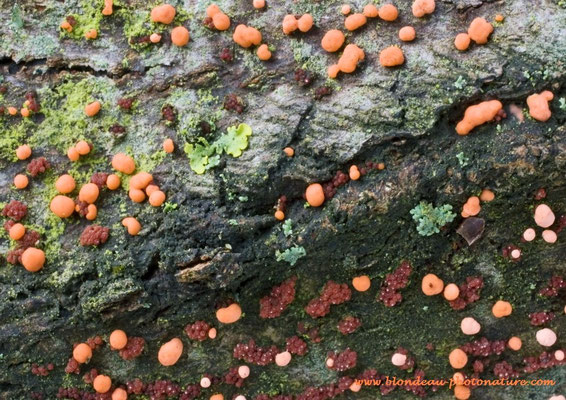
[0,0,566,399]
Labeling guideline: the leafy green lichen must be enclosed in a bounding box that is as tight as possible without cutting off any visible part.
[183,123,253,174]
[276,245,306,266]
[410,201,456,236]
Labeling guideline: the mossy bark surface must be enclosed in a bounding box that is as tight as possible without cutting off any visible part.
[1,0,566,399]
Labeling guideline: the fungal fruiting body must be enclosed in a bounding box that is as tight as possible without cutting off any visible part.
[379,46,404,67]
[73,343,92,363]
[122,217,142,235]
[344,14,367,31]
[492,300,512,318]
[534,204,555,228]
[468,17,494,44]
[283,14,313,34]
[93,375,112,393]
[112,153,136,174]
[328,44,365,78]
[378,4,398,21]
[455,100,503,135]
[454,33,471,51]
[151,4,176,24]
[84,101,101,117]
[50,195,76,218]
[102,0,113,15]
[207,4,231,31]
[449,348,468,369]
[352,275,371,291]
[158,338,184,366]
[257,44,272,60]
[233,25,262,48]
[412,0,435,17]
[321,30,345,52]
[527,91,554,121]
[362,4,378,18]
[399,26,416,42]
[21,247,45,272]
[16,145,32,160]
[216,303,242,324]
[421,274,444,295]
[305,183,326,207]
[171,26,190,46]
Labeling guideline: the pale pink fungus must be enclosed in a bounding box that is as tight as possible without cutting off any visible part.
[554,350,565,361]
[460,317,481,335]
[534,204,555,228]
[536,328,557,347]
[200,377,211,388]
[326,358,334,368]
[510,249,521,259]
[391,353,407,366]
[523,228,536,241]
[549,396,566,400]
[238,365,250,378]
[234,396,247,400]
[542,230,557,243]
[208,328,217,339]
[275,351,292,366]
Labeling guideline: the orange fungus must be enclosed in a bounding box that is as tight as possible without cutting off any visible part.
[163,138,175,153]
[93,375,112,393]
[344,13,366,31]
[468,17,493,44]
[282,15,298,35]
[109,330,128,350]
[112,153,136,174]
[216,303,242,324]
[412,0,435,17]
[363,4,378,18]
[321,29,345,52]
[455,100,502,135]
[9,223,26,240]
[378,4,398,21]
[171,26,190,46]
[73,343,92,364]
[212,12,231,31]
[257,44,272,60]
[112,388,128,400]
[454,33,471,51]
[298,14,314,32]
[79,183,100,204]
[449,348,468,369]
[399,26,416,42]
[379,46,404,67]
[55,174,76,194]
[527,91,553,122]
[158,338,184,366]
[122,217,142,235]
[84,101,101,117]
[492,300,512,318]
[352,275,371,292]
[233,24,262,48]
[305,183,325,207]
[106,174,121,190]
[151,4,176,24]
[421,273,444,295]
[50,195,76,218]
[14,174,29,189]
[21,248,45,272]
[16,145,32,160]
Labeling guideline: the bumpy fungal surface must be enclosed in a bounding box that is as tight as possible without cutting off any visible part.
[0,1,566,400]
